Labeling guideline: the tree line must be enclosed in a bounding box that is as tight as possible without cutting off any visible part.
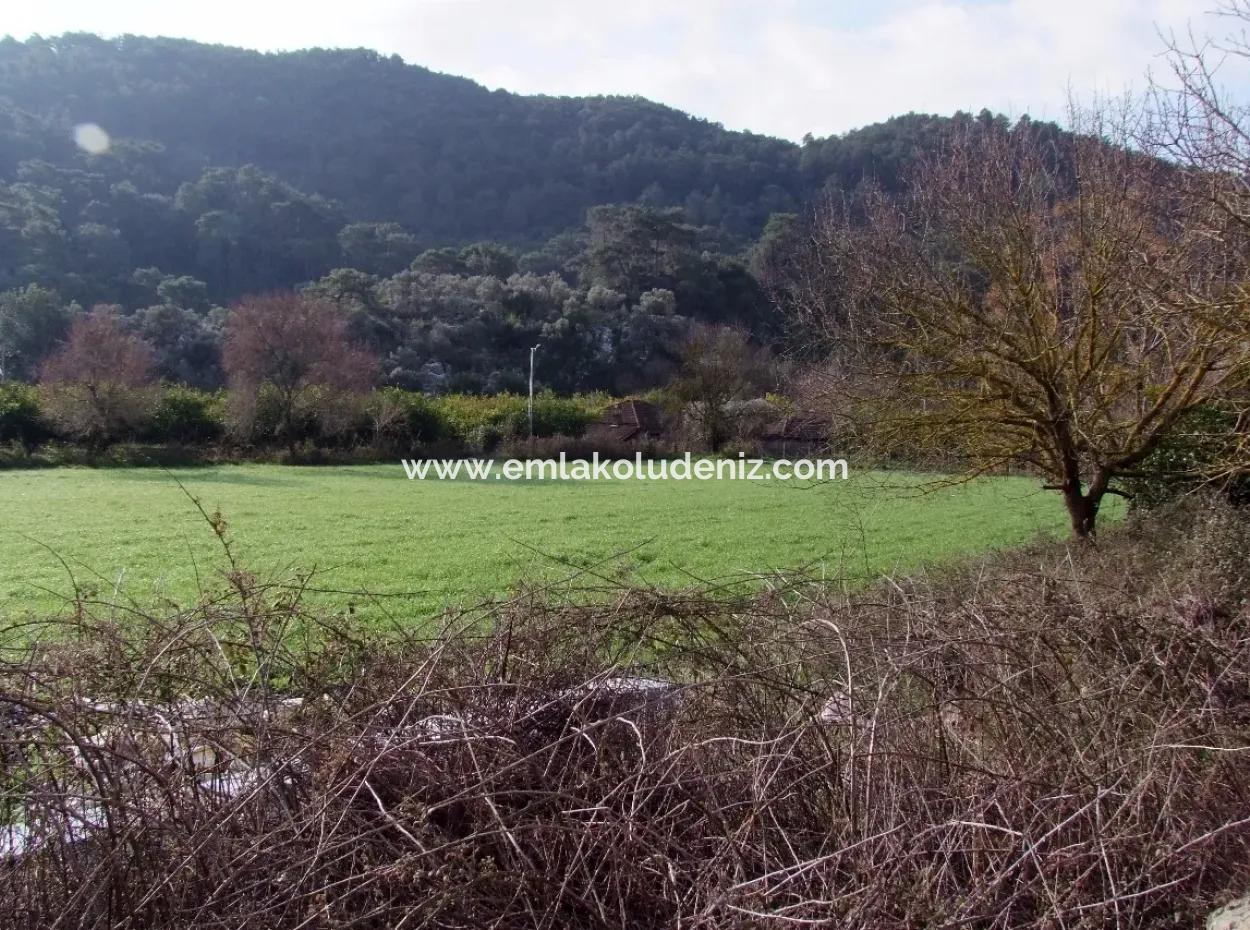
[0,297,608,460]
[2,287,781,460]
[0,202,783,395]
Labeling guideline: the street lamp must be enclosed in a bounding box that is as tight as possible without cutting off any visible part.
[528,343,541,438]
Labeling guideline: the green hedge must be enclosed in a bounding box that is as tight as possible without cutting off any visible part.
[369,388,450,447]
[431,392,606,444]
[144,386,228,444]
[0,382,611,456]
[0,382,52,450]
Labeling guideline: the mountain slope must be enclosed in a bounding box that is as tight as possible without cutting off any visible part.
[0,33,809,243]
[0,34,1076,393]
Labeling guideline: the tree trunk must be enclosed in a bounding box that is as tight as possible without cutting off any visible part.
[280,396,297,458]
[1062,485,1101,538]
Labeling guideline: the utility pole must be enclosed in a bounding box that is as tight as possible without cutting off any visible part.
[528,343,541,438]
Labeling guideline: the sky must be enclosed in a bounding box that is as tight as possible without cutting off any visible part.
[2,0,1236,141]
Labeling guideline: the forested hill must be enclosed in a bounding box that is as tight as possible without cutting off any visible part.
[0,34,1016,245]
[1,33,809,242]
[0,33,1058,393]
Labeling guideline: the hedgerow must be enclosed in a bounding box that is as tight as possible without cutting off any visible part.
[0,382,611,461]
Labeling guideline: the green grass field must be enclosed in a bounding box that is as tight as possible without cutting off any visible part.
[0,464,1109,623]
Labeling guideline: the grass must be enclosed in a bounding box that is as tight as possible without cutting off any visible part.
[0,463,1114,623]
[2,498,1241,928]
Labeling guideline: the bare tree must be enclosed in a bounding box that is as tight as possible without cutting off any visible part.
[1143,3,1250,487]
[672,324,773,451]
[780,116,1250,536]
[223,293,377,453]
[39,306,157,455]
[1150,1,1250,234]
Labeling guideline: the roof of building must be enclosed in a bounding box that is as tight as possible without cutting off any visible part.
[760,415,827,443]
[587,399,665,442]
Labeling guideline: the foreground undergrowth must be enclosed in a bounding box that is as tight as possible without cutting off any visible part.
[0,498,1245,928]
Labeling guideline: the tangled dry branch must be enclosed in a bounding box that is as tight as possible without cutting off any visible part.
[1,501,1248,928]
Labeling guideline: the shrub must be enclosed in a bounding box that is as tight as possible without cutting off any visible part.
[717,438,763,458]
[144,386,227,445]
[368,388,450,450]
[501,432,654,461]
[1126,403,1250,509]
[431,392,603,446]
[528,394,599,437]
[724,396,783,441]
[231,382,319,448]
[428,393,518,444]
[38,307,158,454]
[0,381,52,451]
[463,421,505,454]
[0,384,615,462]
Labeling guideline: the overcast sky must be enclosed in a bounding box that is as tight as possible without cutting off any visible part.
[3,0,1234,141]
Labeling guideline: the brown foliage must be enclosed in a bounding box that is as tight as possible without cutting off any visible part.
[38,306,157,453]
[672,324,774,451]
[223,292,377,450]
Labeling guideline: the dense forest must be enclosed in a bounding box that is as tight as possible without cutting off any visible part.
[0,32,1056,392]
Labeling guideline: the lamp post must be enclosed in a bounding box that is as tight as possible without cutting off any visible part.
[528,343,541,438]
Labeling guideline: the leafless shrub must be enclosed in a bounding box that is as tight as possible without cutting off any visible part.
[1,500,1248,928]
[223,292,377,453]
[38,307,158,455]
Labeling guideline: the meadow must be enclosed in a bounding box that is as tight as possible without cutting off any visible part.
[0,464,1108,623]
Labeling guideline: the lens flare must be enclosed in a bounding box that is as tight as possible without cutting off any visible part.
[72,123,110,155]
